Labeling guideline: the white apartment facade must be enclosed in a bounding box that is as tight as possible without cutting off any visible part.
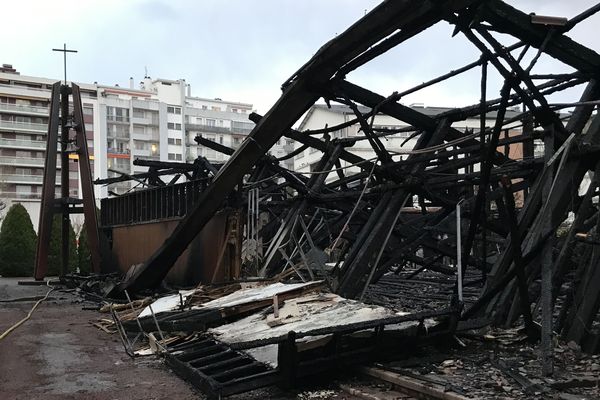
[0,64,100,224]
[0,64,289,227]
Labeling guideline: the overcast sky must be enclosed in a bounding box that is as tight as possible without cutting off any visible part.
[3,1,600,114]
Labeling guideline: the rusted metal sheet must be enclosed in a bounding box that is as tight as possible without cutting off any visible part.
[110,211,239,286]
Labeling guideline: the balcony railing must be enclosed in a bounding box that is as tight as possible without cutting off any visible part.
[0,103,49,115]
[185,123,232,135]
[107,130,130,139]
[132,116,160,126]
[107,148,130,155]
[0,138,48,149]
[107,115,130,123]
[2,174,61,184]
[231,126,253,135]
[0,156,60,167]
[0,191,42,200]
[0,120,47,132]
[0,83,51,95]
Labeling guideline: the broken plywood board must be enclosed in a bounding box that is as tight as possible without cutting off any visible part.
[209,292,401,344]
[197,281,322,309]
[138,289,195,318]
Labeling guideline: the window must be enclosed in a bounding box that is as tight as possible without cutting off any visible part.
[211,106,220,111]
[219,136,223,144]
[232,108,238,113]
[167,122,182,130]
[167,106,181,114]
[206,119,215,127]
[168,138,175,145]
[176,154,182,161]
[176,138,182,145]
[107,106,129,122]
[168,153,176,160]
[202,105,207,110]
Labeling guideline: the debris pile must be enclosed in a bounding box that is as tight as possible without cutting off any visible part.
[40,0,600,398]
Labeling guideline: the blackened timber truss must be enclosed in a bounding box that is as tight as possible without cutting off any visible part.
[101,0,600,369]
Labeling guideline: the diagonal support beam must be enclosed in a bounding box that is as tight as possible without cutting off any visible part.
[480,0,600,73]
[116,0,466,293]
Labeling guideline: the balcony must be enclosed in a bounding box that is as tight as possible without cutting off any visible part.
[132,148,150,157]
[3,174,61,184]
[0,120,47,133]
[0,82,51,95]
[231,126,253,135]
[0,103,49,116]
[0,138,50,150]
[132,132,159,141]
[107,148,131,159]
[185,123,232,135]
[131,116,160,126]
[107,131,130,139]
[0,191,42,200]
[107,115,130,124]
[0,156,60,168]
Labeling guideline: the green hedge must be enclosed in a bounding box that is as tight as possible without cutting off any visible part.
[0,204,37,277]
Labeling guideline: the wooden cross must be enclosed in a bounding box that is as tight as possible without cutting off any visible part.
[52,43,78,84]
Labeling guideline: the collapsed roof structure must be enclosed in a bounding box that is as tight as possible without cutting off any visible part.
[35,0,600,397]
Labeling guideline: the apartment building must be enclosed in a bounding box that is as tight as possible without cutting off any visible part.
[0,64,291,227]
[294,103,524,175]
[0,65,99,224]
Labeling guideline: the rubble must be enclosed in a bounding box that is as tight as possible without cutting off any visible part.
[27,0,600,398]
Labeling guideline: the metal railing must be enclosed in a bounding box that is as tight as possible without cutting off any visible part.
[0,83,51,95]
[107,115,130,123]
[107,130,130,139]
[231,126,253,135]
[2,174,61,184]
[132,115,160,126]
[185,123,232,135]
[107,148,130,155]
[101,179,208,227]
[0,191,43,200]
[0,103,49,115]
[0,156,60,167]
[0,120,47,132]
[0,138,48,149]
